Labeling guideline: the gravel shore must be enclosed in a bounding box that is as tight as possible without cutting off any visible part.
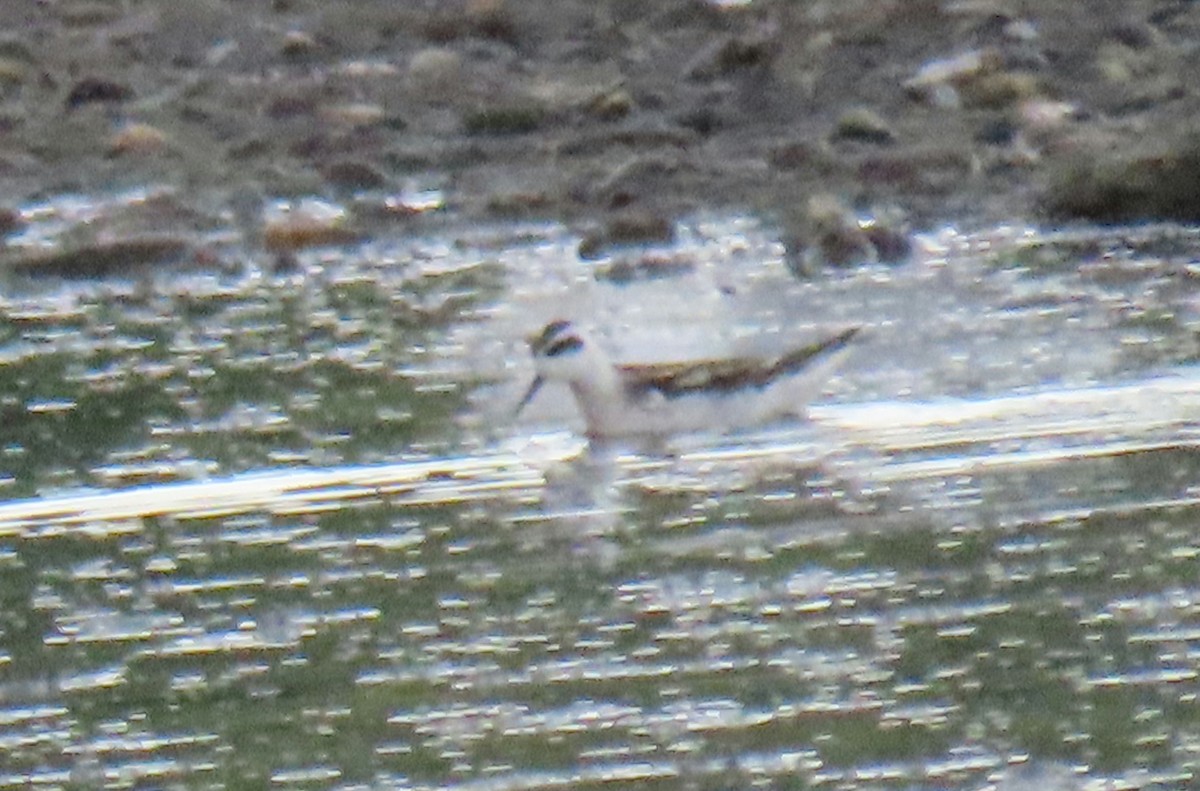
[2,0,1199,270]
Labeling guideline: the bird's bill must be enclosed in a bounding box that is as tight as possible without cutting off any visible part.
[515,375,544,415]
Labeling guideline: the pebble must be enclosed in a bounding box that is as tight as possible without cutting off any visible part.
[0,58,28,90]
[593,253,696,284]
[782,194,911,277]
[65,77,133,110]
[108,123,169,157]
[7,235,191,278]
[831,107,896,145]
[408,47,465,99]
[578,212,675,259]
[318,102,387,129]
[320,160,387,192]
[465,0,518,43]
[0,207,24,237]
[280,30,320,58]
[462,105,546,136]
[1042,137,1200,222]
[262,199,362,252]
[592,154,684,208]
[584,87,633,122]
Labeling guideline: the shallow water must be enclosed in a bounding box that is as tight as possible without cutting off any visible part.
[0,214,1198,789]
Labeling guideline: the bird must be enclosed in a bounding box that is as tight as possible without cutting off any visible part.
[516,319,861,438]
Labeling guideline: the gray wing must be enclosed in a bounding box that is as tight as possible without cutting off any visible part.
[622,326,861,399]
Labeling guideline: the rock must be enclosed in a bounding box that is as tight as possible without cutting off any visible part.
[465,0,518,43]
[0,207,24,238]
[58,1,123,27]
[319,102,387,129]
[782,195,911,276]
[484,190,554,217]
[407,47,465,100]
[65,77,133,110]
[0,36,35,64]
[798,194,877,271]
[557,127,695,158]
[333,60,402,79]
[1042,137,1200,223]
[1002,18,1039,44]
[576,233,604,259]
[462,104,546,136]
[320,160,387,192]
[1017,98,1078,135]
[687,32,778,80]
[107,123,169,157]
[591,154,683,208]
[856,147,978,194]
[280,30,320,58]
[958,70,1039,110]
[141,1,239,68]
[0,58,28,92]
[578,212,675,260]
[713,34,776,73]
[262,198,362,252]
[7,235,191,278]
[1012,98,1079,154]
[593,253,696,284]
[831,107,896,145]
[674,105,725,136]
[976,118,1018,146]
[1107,21,1159,50]
[861,216,912,263]
[904,49,991,99]
[266,92,318,120]
[768,140,838,173]
[584,87,633,122]
[424,0,518,44]
[902,48,1038,109]
[604,213,675,245]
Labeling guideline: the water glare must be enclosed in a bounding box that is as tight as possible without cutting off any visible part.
[0,214,1198,788]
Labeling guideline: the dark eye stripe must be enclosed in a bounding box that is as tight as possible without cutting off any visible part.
[530,320,574,354]
[544,336,583,357]
[541,319,572,340]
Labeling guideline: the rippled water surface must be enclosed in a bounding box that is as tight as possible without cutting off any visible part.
[1,214,1199,789]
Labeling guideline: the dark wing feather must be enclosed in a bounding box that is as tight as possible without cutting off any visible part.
[764,325,861,382]
[621,326,860,399]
